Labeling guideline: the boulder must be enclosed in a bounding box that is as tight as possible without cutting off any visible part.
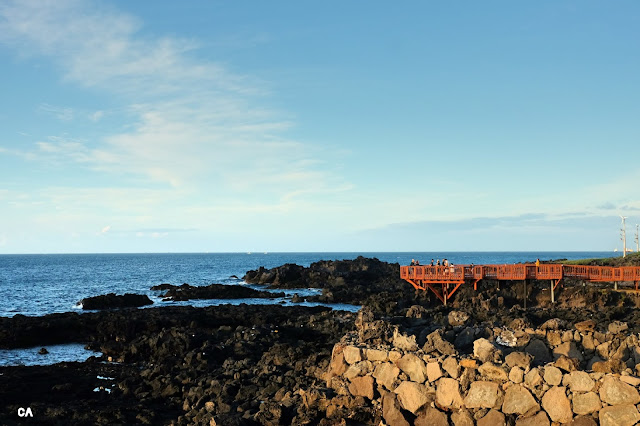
[451,409,474,426]
[448,310,470,326]
[397,354,427,383]
[541,386,572,423]
[393,329,418,351]
[426,361,443,383]
[541,318,566,330]
[343,345,362,364]
[543,366,562,386]
[608,321,628,334]
[80,293,153,310]
[394,381,430,414]
[599,376,640,405]
[454,327,476,349]
[509,366,524,384]
[553,342,584,362]
[477,409,506,426]
[382,392,410,426]
[505,351,533,370]
[463,381,501,409]
[572,392,601,415]
[474,338,499,363]
[478,362,509,382]
[365,348,388,362]
[442,356,460,379]
[524,368,543,388]
[598,404,640,426]
[502,384,540,415]
[568,416,597,426]
[562,371,594,393]
[435,377,464,410]
[344,360,372,380]
[515,411,551,426]
[425,330,456,356]
[525,339,553,365]
[347,375,374,400]
[415,407,449,426]
[373,362,400,391]
[574,320,596,333]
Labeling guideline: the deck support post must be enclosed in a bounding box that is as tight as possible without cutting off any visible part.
[523,280,527,309]
[551,280,555,304]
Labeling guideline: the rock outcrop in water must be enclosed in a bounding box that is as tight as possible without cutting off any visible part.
[80,293,153,310]
[152,283,286,301]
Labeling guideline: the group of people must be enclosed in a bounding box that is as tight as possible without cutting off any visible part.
[409,258,454,268]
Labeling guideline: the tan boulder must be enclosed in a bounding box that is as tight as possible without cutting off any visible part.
[515,411,551,426]
[463,380,502,409]
[574,320,596,333]
[343,345,362,364]
[541,386,572,423]
[435,377,464,410]
[524,368,543,388]
[608,320,628,334]
[415,407,449,426]
[553,342,584,362]
[571,391,601,415]
[448,310,470,326]
[568,415,597,426]
[382,392,410,426]
[598,404,640,426]
[426,361,443,383]
[344,360,372,380]
[365,348,388,362]
[510,366,524,384]
[505,351,533,370]
[450,409,474,426]
[394,381,430,414]
[543,366,562,386]
[373,362,400,390]
[599,375,640,405]
[442,356,460,379]
[555,355,579,372]
[397,353,427,383]
[525,339,553,364]
[562,371,594,393]
[502,384,540,415]
[393,328,418,351]
[348,375,374,399]
[460,359,477,369]
[474,338,499,362]
[478,362,509,382]
[477,409,506,426]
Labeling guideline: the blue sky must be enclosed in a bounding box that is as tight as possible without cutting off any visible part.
[0,0,639,253]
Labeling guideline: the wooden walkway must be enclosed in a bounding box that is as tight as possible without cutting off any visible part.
[400,264,640,305]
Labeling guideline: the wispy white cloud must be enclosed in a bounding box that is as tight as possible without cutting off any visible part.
[37,103,74,121]
[0,0,344,199]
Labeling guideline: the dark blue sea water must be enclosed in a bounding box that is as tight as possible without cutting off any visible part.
[0,251,616,365]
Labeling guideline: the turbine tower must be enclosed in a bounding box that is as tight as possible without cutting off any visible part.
[620,216,627,258]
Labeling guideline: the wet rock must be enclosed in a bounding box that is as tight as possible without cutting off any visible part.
[541,386,572,423]
[502,384,540,415]
[463,381,501,409]
[80,293,153,310]
[38,347,49,355]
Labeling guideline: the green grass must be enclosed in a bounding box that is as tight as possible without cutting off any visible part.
[563,251,640,267]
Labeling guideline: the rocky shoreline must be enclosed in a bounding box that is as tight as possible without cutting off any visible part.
[2,256,640,425]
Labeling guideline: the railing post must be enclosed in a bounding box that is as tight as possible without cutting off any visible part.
[614,281,618,291]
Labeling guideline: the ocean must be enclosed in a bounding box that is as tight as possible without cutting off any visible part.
[0,251,616,366]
